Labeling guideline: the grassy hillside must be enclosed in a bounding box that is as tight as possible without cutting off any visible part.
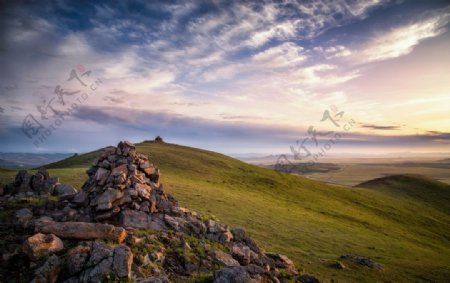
[356,174,450,214]
[1,141,450,282]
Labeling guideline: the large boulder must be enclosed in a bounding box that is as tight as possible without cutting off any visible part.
[22,233,64,260]
[34,220,127,243]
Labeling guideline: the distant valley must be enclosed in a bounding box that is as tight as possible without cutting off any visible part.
[236,155,450,186]
[0,152,73,169]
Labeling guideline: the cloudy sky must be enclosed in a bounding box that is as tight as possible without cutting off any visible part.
[0,0,449,156]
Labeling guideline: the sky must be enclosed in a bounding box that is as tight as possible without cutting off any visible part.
[0,0,449,157]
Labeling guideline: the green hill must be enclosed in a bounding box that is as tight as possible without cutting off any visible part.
[2,141,450,282]
[356,174,450,214]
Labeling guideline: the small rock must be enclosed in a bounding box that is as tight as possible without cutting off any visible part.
[14,207,33,229]
[96,188,123,210]
[231,227,246,242]
[164,215,185,231]
[73,190,88,206]
[340,254,383,269]
[231,244,251,265]
[111,164,129,176]
[53,184,77,196]
[113,245,133,278]
[267,253,296,270]
[298,274,321,283]
[246,264,265,275]
[119,209,151,229]
[95,168,110,185]
[139,276,170,283]
[67,244,91,276]
[31,254,60,283]
[88,241,114,266]
[212,250,240,267]
[135,183,151,200]
[213,266,252,283]
[330,261,345,269]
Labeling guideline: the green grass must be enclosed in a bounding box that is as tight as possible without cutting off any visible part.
[1,142,449,282]
[356,174,450,214]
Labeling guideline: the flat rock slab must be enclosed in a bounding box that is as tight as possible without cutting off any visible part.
[35,220,127,243]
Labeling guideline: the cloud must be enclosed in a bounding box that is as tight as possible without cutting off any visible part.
[201,63,245,82]
[103,96,124,104]
[70,105,304,141]
[253,42,306,68]
[246,21,298,47]
[1,0,449,154]
[361,124,400,130]
[314,45,352,59]
[359,13,449,62]
[289,64,360,89]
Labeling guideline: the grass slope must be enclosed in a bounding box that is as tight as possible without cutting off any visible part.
[2,142,450,282]
[356,174,450,214]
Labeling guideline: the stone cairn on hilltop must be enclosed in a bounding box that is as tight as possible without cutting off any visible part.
[1,141,320,283]
[68,140,179,223]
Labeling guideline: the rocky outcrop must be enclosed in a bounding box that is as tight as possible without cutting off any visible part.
[63,241,133,282]
[2,168,74,198]
[1,141,317,283]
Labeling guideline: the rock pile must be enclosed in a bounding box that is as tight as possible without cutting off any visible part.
[62,140,177,224]
[1,168,77,198]
[0,141,321,283]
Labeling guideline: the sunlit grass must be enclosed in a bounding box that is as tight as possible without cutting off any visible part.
[1,141,449,282]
